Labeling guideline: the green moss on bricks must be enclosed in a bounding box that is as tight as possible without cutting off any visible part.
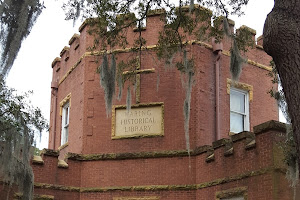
[40,149,59,157]
[67,149,191,161]
[197,167,273,189]
[231,131,252,142]
[34,195,55,200]
[32,155,44,165]
[253,120,286,135]
[66,136,255,161]
[112,134,164,140]
[147,8,166,16]
[212,138,231,149]
[34,166,282,194]
[80,184,197,193]
[216,187,248,200]
[34,183,80,192]
[14,193,54,200]
[81,186,132,193]
[192,145,211,155]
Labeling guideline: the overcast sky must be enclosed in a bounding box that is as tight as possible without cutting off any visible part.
[5,0,274,149]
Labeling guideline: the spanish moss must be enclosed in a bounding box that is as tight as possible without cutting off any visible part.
[99,54,116,116]
[156,70,160,92]
[189,0,194,12]
[182,50,194,158]
[230,39,245,80]
[117,72,123,100]
[126,86,131,112]
[223,17,230,37]
[0,78,47,200]
[0,123,34,200]
[0,0,44,76]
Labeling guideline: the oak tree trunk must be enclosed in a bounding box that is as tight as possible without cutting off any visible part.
[263,0,300,166]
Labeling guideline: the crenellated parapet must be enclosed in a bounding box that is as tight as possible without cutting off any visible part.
[50,6,271,83]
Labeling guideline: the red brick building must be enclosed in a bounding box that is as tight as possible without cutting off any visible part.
[3,9,295,200]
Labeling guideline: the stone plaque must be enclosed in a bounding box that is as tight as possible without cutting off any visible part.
[112,103,164,139]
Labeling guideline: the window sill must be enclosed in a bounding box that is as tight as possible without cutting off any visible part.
[229,132,238,136]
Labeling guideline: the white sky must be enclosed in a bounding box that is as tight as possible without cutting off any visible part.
[5,0,275,149]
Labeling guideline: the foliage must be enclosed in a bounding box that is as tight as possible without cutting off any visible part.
[97,53,116,116]
[267,61,299,190]
[0,0,44,76]
[63,0,250,56]
[229,39,245,80]
[0,77,48,200]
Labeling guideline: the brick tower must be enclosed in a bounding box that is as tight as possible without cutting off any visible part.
[1,7,294,200]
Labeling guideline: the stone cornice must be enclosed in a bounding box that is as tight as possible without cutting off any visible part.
[253,120,287,135]
[64,121,285,162]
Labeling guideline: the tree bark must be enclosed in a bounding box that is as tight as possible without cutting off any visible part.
[263,0,300,166]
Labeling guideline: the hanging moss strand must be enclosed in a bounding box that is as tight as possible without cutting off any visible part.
[126,86,131,113]
[230,39,245,80]
[182,50,194,158]
[99,54,116,116]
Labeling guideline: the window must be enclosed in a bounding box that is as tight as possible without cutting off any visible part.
[230,88,249,133]
[61,102,70,145]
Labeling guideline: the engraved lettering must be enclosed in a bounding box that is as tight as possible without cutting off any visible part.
[115,105,163,137]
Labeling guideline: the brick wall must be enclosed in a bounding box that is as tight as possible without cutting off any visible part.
[30,121,293,199]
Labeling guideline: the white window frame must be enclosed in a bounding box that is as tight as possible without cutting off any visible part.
[61,102,70,145]
[230,88,250,133]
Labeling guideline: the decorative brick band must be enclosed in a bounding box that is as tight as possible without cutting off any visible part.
[66,149,192,161]
[33,166,282,193]
[14,193,54,200]
[34,121,285,168]
[57,41,272,85]
[66,131,255,161]
[34,182,80,192]
[247,59,272,71]
[215,187,248,200]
